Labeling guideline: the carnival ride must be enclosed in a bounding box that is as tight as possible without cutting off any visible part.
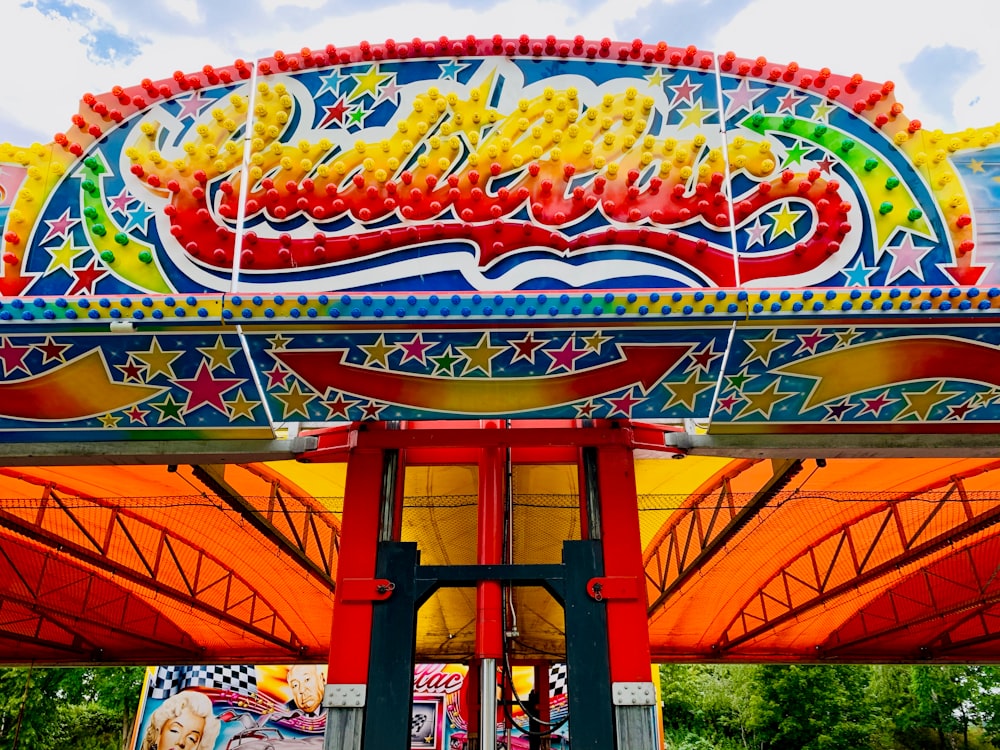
[3,34,1000,748]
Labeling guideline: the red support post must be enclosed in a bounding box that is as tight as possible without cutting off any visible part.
[476,427,506,660]
[327,447,387,685]
[595,442,653,683]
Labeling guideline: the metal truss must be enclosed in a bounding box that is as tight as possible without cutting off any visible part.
[191,463,339,587]
[0,468,302,653]
[644,459,802,615]
[719,462,1000,652]
[927,601,1000,657]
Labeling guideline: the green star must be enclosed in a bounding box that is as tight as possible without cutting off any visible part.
[726,370,752,391]
[150,393,185,424]
[782,140,809,167]
[430,346,462,375]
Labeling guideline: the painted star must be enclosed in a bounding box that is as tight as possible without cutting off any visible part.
[544,337,589,373]
[347,107,368,126]
[815,155,837,174]
[197,336,240,372]
[896,381,962,421]
[123,405,149,425]
[741,330,790,368]
[884,232,932,283]
[687,343,721,373]
[644,68,669,90]
[361,334,396,368]
[150,393,185,424]
[823,398,856,421]
[124,202,155,233]
[669,75,702,105]
[736,380,796,420]
[775,90,807,114]
[174,361,245,415]
[438,60,470,80]
[115,357,146,383]
[274,380,316,419]
[33,336,71,364]
[375,80,402,106]
[833,327,862,348]
[69,259,109,294]
[0,337,31,376]
[265,364,292,388]
[841,257,876,286]
[322,392,359,420]
[575,399,599,418]
[677,99,716,129]
[794,328,831,356]
[359,400,388,420]
[781,140,810,167]
[108,188,135,215]
[581,330,613,355]
[348,65,393,101]
[397,334,435,365]
[856,390,898,418]
[131,339,184,379]
[973,386,1000,407]
[267,333,293,350]
[726,370,753,391]
[946,398,976,421]
[663,371,715,410]
[429,346,462,375]
[968,159,985,174]
[99,413,121,429]
[508,332,547,364]
[724,79,767,118]
[226,390,261,421]
[715,392,743,413]
[319,97,353,128]
[744,217,769,249]
[458,333,505,376]
[317,68,345,97]
[811,101,835,121]
[177,92,213,120]
[606,388,645,417]
[768,203,806,240]
[41,208,80,244]
[45,238,88,275]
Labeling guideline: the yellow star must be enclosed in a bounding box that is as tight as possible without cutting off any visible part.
[736,380,796,420]
[973,386,1000,407]
[644,68,667,88]
[969,158,985,174]
[45,238,87,274]
[678,99,716,129]
[131,338,184,379]
[896,381,962,421]
[274,380,316,418]
[662,371,715,410]
[360,334,395,368]
[267,333,293,350]
[811,102,834,121]
[741,330,790,368]
[833,327,862,348]
[197,336,240,372]
[226,390,261,421]
[348,65,392,102]
[768,203,806,240]
[99,412,121,428]
[581,330,613,354]
[457,333,505,376]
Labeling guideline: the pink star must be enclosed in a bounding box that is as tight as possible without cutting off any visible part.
[177,92,212,120]
[0,338,30,376]
[174,361,245,415]
[108,189,135,215]
[544,337,588,373]
[724,79,767,118]
[715,393,742,413]
[606,389,645,417]
[669,75,701,105]
[398,334,434,365]
[776,91,807,113]
[376,81,402,106]
[509,332,547,364]
[265,364,291,388]
[40,208,80,244]
[885,233,932,283]
[794,329,830,355]
[743,217,768,248]
[857,390,898,418]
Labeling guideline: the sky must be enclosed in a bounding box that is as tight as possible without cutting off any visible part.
[1,0,998,146]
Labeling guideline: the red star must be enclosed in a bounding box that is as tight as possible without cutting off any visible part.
[605,389,645,417]
[509,332,547,364]
[545,337,588,373]
[322,392,358,419]
[115,357,145,382]
[0,337,30,376]
[715,393,742,413]
[795,329,830,355]
[688,344,721,372]
[123,405,149,425]
[266,364,291,388]
[33,336,70,364]
[816,155,836,174]
[857,390,897,418]
[947,399,976,421]
[174,361,245,415]
[575,400,598,418]
[398,334,434,365]
[319,97,352,127]
[69,259,109,294]
[359,400,387,420]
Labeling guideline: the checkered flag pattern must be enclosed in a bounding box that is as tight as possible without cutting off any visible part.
[148,665,257,701]
[548,663,567,697]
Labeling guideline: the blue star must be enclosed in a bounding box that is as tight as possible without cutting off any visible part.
[438,60,469,81]
[124,202,155,234]
[317,69,344,98]
[841,257,876,286]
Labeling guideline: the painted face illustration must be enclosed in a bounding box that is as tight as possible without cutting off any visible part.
[158,705,205,750]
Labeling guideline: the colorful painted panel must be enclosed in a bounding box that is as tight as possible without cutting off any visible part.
[712,325,1000,433]
[246,327,729,421]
